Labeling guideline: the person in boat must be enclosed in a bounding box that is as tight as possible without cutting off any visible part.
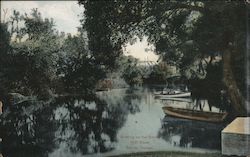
[193,98,205,111]
[162,82,169,94]
[220,89,230,112]
[162,88,174,94]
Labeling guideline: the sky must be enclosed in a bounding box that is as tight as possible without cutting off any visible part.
[1,1,83,35]
[1,1,159,62]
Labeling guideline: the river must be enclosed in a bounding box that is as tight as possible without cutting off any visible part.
[0,87,227,157]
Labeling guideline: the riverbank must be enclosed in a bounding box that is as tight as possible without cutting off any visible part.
[109,151,221,157]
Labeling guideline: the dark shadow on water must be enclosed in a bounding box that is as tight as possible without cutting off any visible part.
[0,100,57,157]
[0,89,143,157]
[158,116,226,150]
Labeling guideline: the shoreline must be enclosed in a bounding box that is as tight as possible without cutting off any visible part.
[108,151,221,157]
[81,151,221,157]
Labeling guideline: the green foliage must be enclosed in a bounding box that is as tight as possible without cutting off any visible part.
[79,1,202,71]
[0,1,247,106]
[80,1,245,68]
[80,0,246,92]
[79,1,125,68]
[146,62,172,84]
[0,23,12,95]
[0,9,105,98]
[23,9,56,40]
[119,56,143,86]
[6,9,60,97]
[58,34,105,93]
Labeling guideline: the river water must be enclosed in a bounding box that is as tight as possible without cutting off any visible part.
[0,87,227,157]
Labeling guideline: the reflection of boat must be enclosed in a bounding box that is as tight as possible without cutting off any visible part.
[154,91,191,98]
[159,116,225,149]
[162,106,228,123]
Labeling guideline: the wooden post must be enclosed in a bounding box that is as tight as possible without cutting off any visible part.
[0,101,2,114]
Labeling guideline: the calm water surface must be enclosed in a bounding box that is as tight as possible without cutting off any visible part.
[0,87,226,157]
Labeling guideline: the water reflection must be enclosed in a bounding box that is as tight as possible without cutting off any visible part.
[158,116,225,150]
[0,100,57,157]
[0,89,144,157]
[0,87,226,157]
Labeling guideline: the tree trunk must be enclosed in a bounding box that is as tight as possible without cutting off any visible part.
[223,49,246,116]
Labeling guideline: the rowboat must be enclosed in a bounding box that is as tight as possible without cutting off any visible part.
[162,106,228,123]
[159,97,193,103]
[154,91,191,98]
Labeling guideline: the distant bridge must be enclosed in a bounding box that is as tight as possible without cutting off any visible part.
[137,61,157,67]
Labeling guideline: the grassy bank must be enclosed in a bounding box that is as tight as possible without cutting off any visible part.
[110,151,221,157]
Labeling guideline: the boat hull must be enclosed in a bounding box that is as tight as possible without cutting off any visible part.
[162,106,228,123]
[159,97,193,103]
[155,92,191,98]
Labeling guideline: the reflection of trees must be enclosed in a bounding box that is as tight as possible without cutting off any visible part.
[58,89,141,154]
[0,89,142,156]
[57,97,113,154]
[0,101,57,157]
[158,116,225,149]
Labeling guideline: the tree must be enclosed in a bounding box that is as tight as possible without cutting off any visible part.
[146,62,173,84]
[120,56,143,86]
[79,0,248,115]
[1,8,108,98]
[57,33,105,94]
[1,9,61,98]
[0,23,12,95]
